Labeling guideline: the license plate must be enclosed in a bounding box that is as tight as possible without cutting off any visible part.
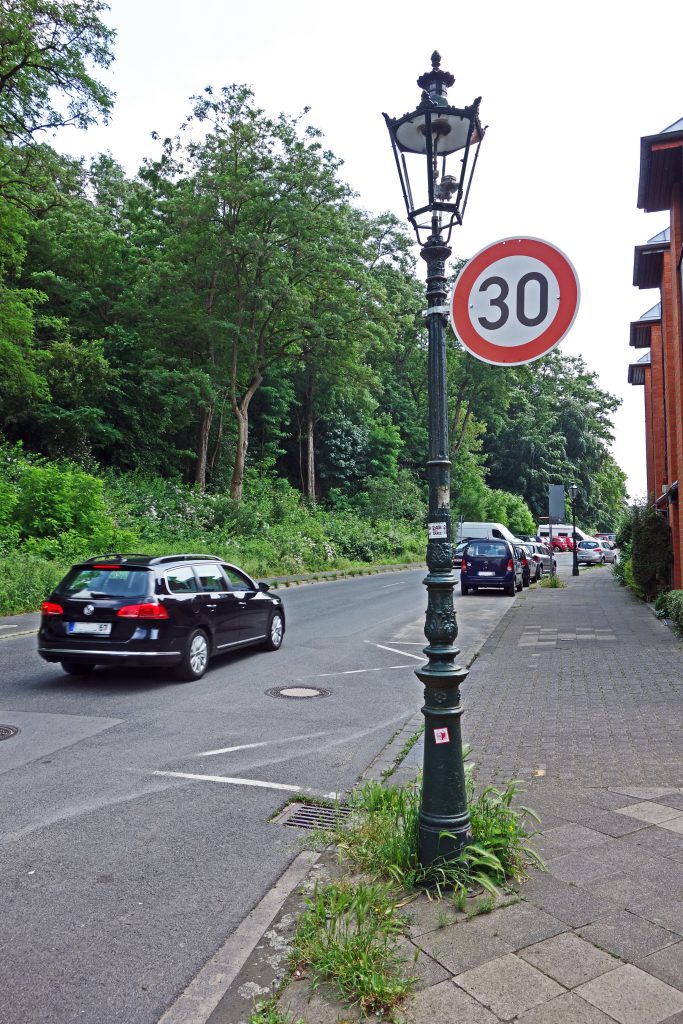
[68,622,111,635]
[478,571,495,576]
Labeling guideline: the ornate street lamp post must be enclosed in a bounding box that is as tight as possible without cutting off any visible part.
[570,483,579,576]
[384,54,485,865]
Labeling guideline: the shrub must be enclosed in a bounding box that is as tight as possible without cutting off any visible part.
[0,553,70,615]
[629,504,672,599]
[666,591,683,633]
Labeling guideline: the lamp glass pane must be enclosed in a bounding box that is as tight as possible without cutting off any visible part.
[395,112,474,155]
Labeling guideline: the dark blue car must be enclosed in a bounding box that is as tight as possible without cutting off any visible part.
[460,539,523,597]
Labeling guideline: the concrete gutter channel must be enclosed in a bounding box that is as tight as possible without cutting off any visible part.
[162,605,515,1024]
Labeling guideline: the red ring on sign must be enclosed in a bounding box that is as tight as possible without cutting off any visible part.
[451,238,579,365]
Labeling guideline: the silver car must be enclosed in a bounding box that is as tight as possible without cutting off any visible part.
[577,540,616,565]
[523,542,555,579]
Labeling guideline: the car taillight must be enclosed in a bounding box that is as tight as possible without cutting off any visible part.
[522,557,527,566]
[507,559,514,571]
[117,603,169,619]
[461,559,467,571]
[93,564,121,569]
[533,555,540,562]
[41,601,63,615]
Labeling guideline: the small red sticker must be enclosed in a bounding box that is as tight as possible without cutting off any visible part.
[434,727,450,744]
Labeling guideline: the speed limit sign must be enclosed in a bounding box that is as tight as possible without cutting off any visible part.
[450,237,580,366]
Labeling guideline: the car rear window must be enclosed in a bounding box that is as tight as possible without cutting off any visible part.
[467,541,508,557]
[58,566,151,599]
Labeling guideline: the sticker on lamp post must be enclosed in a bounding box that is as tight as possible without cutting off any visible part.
[434,727,451,744]
[450,237,580,366]
[428,522,448,539]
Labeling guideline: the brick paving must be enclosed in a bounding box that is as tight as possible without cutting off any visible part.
[214,568,683,1023]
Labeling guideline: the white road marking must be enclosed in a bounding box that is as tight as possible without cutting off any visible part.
[152,771,300,792]
[198,729,332,758]
[380,582,402,588]
[0,625,18,630]
[367,642,425,661]
[313,664,414,678]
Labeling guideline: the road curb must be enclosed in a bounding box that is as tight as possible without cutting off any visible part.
[157,849,320,1024]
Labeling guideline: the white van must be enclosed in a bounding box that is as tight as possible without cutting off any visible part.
[538,523,591,543]
[457,521,521,544]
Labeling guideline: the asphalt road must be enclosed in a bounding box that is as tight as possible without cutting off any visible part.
[0,568,514,1024]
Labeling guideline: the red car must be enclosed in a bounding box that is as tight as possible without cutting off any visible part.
[561,535,574,551]
[549,536,567,552]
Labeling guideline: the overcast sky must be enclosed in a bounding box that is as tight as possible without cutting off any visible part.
[57,0,683,501]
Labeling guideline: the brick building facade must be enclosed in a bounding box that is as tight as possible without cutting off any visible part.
[630,119,683,588]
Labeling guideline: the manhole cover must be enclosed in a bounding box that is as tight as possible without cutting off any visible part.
[265,686,331,700]
[0,725,19,741]
[274,801,352,830]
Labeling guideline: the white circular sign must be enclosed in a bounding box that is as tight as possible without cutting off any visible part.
[450,237,580,366]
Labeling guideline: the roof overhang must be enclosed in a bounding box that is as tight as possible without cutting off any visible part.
[628,351,650,385]
[633,242,667,288]
[629,303,661,347]
[638,130,683,211]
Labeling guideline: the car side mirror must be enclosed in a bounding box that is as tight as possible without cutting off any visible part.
[258,581,271,592]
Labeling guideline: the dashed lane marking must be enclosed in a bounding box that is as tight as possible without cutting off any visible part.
[197,729,333,758]
[152,771,301,792]
[366,642,425,661]
[312,664,414,678]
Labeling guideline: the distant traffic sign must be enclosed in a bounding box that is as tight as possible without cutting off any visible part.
[450,237,580,366]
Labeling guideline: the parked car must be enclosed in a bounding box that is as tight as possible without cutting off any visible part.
[549,535,568,552]
[519,542,544,581]
[526,542,556,578]
[460,539,523,596]
[515,544,532,587]
[559,534,574,551]
[576,540,611,566]
[38,554,285,680]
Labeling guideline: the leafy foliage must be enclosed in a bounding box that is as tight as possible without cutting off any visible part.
[0,4,628,581]
[619,503,672,599]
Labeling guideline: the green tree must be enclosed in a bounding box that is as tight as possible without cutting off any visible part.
[0,0,114,146]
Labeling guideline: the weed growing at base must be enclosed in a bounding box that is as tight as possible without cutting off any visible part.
[539,574,567,588]
[290,880,415,1017]
[288,763,542,1019]
[248,998,303,1024]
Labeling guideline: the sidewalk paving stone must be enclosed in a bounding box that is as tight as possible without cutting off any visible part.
[627,897,683,935]
[414,916,512,975]
[517,931,620,988]
[521,872,621,928]
[615,801,683,825]
[454,953,565,1021]
[400,980,498,1023]
[514,992,619,1023]
[577,910,680,962]
[637,941,683,991]
[576,963,683,1024]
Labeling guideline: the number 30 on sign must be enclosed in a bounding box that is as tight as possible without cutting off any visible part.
[450,237,580,367]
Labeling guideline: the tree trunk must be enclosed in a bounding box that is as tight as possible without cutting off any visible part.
[230,404,249,506]
[305,406,316,502]
[195,404,213,491]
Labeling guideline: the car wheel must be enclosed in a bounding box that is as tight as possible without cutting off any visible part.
[263,611,284,651]
[505,583,515,596]
[461,584,469,596]
[61,661,95,676]
[175,628,210,681]
[516,579,523,592]
[523,575,530,588]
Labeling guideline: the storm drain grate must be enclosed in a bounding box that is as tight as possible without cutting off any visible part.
[0,725,19,741]
[274,801,352,831]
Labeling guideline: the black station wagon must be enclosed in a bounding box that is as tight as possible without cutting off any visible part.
[38,554,285,680]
